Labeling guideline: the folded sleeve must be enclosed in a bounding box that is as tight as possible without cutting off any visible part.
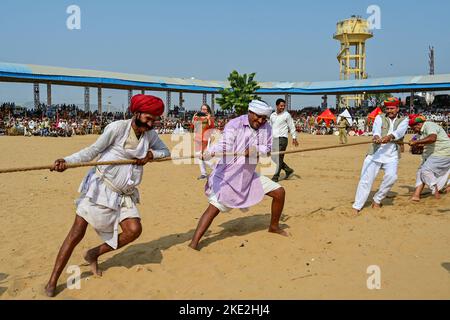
[391,118,409,140]
[149,132,171,159]
[64,123,118,164]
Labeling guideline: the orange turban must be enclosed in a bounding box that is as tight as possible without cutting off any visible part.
[129,94,165,116]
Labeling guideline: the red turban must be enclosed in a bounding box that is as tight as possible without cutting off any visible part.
[129,94,165,116]
[408,114,426,126]
[384,97,400,107]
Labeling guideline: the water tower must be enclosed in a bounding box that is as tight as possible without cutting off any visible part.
[334,16,373,108]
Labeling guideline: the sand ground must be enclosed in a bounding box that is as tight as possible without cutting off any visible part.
[0,133,449,300]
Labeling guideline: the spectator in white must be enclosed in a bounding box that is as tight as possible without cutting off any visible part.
[353,98,409,214]
[269,99,299,182]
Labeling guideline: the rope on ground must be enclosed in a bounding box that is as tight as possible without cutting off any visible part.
[0,140,409,174]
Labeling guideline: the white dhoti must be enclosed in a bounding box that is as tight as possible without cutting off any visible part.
[353,157,398,210]
[415,156,450,193]
[76,196,140,250]
[73,168,141,249]
[63,120,170,249]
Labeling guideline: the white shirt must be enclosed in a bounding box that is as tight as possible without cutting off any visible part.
[369,115,409,164]
[64,119,170,210]
[269,111,297,139]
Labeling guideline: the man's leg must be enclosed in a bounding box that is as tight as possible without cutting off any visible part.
[420,167,441,200]
[279,138,293,177]
[266,187,288,236]
[343,131,348,144]
[198,159,208,178]
[353,158,381,213]
[436,168,450,195]
[45,215,89,297]
[189,204,220,250]
[411,167,425,201]
[84,218,142,276]
[271,138,282,181]
[373,161,398,207]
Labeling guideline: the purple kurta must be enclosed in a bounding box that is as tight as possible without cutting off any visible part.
[205,115,272,208]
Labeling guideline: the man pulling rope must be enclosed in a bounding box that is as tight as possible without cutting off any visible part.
[44,94,170,297]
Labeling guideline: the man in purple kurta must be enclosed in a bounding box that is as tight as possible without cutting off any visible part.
[189,100,288,250]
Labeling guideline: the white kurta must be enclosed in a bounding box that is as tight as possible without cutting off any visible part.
[64,120,170,249]
[353,115,409,210]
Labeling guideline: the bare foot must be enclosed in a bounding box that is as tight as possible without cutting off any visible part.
[83,250,102,276]
[352,208,361,216]
[188,243,199,251]
[371,202,382,209]
[445,186,450,194]
[268,227,289,237]
[44,283,56,297]
[434,191,441,200]
[410,196,421,202]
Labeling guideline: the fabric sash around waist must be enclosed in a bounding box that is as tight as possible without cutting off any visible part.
[95,167,136,209]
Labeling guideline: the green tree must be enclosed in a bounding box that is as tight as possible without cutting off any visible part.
[367,93,394,106]
[216,70,261,115]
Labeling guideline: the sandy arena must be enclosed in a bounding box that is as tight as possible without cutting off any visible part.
[0,133,449,299]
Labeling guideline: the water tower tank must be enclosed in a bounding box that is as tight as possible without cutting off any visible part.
[334,16,373,108]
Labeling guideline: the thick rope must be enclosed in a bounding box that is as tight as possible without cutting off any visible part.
[0,140,408,174]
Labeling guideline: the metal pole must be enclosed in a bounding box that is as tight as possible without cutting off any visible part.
[84,87,90,112]
[46,83,52,107]
[202,93,207,105]
[165,91,171,117]
[179,92,183,109]
[128,90,133,106]
[98,87,102,115]
[410,91,414,114]
[33,83,40,110]
[211,93,215,116]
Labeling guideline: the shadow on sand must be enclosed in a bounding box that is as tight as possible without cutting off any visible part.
[0,273,8,297]
[52,214,288,296]
[441,262,450,273]
[360,191,398,209]
[100,213,286,270]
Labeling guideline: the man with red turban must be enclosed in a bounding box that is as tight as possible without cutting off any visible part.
[353,97,409,214]
[409,114,450,201]
[44,94,170,297]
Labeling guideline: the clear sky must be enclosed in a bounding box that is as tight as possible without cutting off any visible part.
[1,0,449,110]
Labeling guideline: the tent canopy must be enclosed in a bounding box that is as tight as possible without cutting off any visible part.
[317,109,336,127]
[368,107,383,120]
[337,109,353,126]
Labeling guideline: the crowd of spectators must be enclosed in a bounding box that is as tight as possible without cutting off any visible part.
[1,102,449,137]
